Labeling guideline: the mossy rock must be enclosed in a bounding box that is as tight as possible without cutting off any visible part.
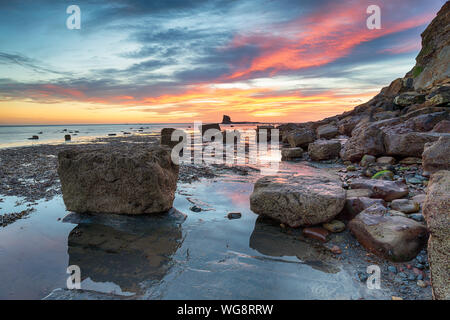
[371,170,394,181]
[412,66,424,78]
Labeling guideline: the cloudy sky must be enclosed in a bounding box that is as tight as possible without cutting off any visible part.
[0,0,446,124]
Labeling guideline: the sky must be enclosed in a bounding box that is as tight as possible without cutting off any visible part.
[0,0,446,124]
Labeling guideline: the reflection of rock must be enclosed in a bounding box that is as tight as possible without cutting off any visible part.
[249,216,340,274]
[64,209,185,295]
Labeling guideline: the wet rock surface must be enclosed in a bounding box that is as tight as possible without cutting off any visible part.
[250,168,346,227]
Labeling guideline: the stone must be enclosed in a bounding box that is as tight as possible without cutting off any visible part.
[323,220,345,233]
[340,197,386,221]
[340,123,385,162]
[222,115,232,124]
[426,86,450,106]
[227,212,242,220]
[256,125,275,142]
[432,120,450,133]
[400,157,422,165]
[287,129,315,148]
[160,128,180,148]
[390,199,420,214]
[303,227,329,242]
[360,155,376,167]
[281,147,303,160]
[308,140,341,161]
[384,132,441,157]
[316,124,338,139]
[422,136,450,176]
[422,170,450,300]
[349,207,428,262]
[57,145,179,214]
[65,135,71,141]
[371,170,394,181]
[28,135,39,140]
[250,169,346,227]
[346,189,373,198]
[349,179,409,201]
[377,156,396,165]
[394,92,426,107]
[409,214,425,222]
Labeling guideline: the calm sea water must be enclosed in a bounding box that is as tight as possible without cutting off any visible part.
[0,123,272,149]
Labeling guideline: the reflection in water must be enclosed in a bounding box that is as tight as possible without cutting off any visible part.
[249,216,340,274]
[64,208,185,296]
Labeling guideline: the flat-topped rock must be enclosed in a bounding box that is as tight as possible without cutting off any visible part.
[422,136,450,176]
[308,140,341,161]
[349,206,428,262]
[287,129,315,148]
[250,168,346,227]
[58,145,179,214]
[281,147,303,160]
[349,179,409,201]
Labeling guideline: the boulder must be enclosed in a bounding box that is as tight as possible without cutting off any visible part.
[432,120,450,133]
[256,125,275,142]
[390,199,420,214]
[58,145,179,214]
[394,92,426,107]
[308,140,341,161]
[160,128,179,148]
[427,86,450,105]
[250,169,346,227]
[349,206,428,262]
[281,147,303,160]
[422,136,450,176]
[384,132,441,157]
[287,129,315,148]
[360,155,376,167]
[340,122,385,162]
[377,156,396,165]
[349,179,409,201]
[316,124,338,139]
[423,170,450,300]
[340,197,386,221]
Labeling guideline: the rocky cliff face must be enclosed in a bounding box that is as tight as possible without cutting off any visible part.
[408,2,450,90]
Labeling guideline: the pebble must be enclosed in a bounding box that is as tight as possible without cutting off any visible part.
[303,227,329,242]
[408,274,416,281]
[329,245,342,254]
[388,266,398,274]
[409,214,424,222]
[398,272,407,278]
[189,205,202,212]
[322,220,346,233]
[357,272,368,282]
[417,280,427,288]
[227,212,242,220]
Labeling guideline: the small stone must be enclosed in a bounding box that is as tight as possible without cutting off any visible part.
[408,274,416,281]
[360,155,376,167]
[330,245,342,254]
[323,220,346,233]
[389,210,407,217]
[227,212,242,220]
[390,199,420,214]
[303,227,329,242]
[399,272,407,278]
[388,266,398,274]
[399,157,422,165]
[377,156,396,165]
[372,170,394,181]
[190,205,202,212]
[346,165,357,172]
[358,272,368,282]
[417,280,427,288]
[409,214,424,222]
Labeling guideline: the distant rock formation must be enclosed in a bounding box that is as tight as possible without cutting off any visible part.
[222,115,232,124]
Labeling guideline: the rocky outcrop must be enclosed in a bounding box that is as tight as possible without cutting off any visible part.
[422,136,450,176]
[222,115,232,124]
[349,179,408,201]
[349,205,428,262]
[316,124,338,139]
[407,2,450,90]
[423,170,450,300]
[308,140,341,161]
[287,128,315,148]
[250,169,346,227]
[58,145,179,214]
